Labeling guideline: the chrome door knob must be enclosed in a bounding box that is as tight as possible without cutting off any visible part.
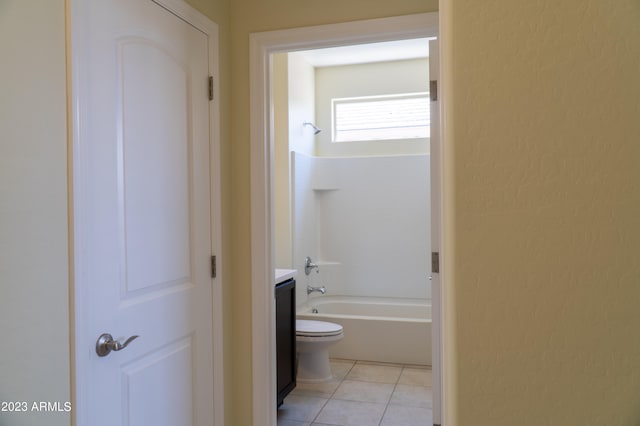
[96,333,139,357]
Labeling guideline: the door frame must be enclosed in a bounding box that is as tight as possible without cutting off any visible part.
[68,0,224,424]
[249,12,442,425]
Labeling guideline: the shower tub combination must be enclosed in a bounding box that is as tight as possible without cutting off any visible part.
[297,295,431,366]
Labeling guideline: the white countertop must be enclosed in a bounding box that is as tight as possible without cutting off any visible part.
[275,268,297,284]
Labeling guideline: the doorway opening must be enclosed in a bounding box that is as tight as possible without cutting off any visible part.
[249,13,442,426]
[275,40,431,364]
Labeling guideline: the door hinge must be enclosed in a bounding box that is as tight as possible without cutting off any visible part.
[430,80,438,102]
[211,255,217,278]
[432,252,440,274]
[208,76,214,101]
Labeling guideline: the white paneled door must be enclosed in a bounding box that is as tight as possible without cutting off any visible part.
[71,1,216,425]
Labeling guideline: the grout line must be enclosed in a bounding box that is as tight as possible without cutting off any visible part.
[310,396,331,425]
[308,359,354,425]
[378,365,403,425]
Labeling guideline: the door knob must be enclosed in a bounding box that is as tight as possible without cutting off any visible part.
[96,333,139,357]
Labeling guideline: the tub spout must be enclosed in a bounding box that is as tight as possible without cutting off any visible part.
[307,285,326,295]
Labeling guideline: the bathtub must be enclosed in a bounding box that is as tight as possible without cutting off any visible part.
[297,295,431,366]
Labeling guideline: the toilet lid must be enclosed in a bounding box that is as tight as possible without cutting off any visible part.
[296,320,343,337]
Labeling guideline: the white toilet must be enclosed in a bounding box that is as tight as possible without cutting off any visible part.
[296,319,344,382]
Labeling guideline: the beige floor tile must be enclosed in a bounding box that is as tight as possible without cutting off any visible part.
[278,394,328,423]
[329,359,355,380]
[380,405,433,426]
[315,399,386,426]
[346,362,402,384]
[398,367,432,387]
[292,378,342,398]
[389,384,432,409]
[292,359,355,398]
[333,380,395,404]
[282,360,436,426]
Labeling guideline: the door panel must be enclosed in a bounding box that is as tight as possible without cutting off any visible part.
[120,40,192,293]
[72,1,213,425]
[123,339,193,426]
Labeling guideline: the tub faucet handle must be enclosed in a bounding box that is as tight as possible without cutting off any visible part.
[304,256,319,276]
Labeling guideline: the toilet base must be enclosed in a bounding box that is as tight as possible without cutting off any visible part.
[296,347,332,382]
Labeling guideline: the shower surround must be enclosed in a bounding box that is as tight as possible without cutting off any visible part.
[292,152,431,305]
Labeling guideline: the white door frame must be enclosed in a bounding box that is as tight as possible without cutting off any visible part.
[249,12,442,425]
[68,0,224,424]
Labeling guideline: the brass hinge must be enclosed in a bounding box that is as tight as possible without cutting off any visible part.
[211,255,217,278]
[430,80,438,102]
[208,76,214,101]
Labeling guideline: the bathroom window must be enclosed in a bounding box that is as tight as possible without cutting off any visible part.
[331,92,429,142]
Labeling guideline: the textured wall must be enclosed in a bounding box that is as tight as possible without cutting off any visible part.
[445,0,640,424]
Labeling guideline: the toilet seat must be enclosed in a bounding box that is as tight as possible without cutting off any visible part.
[296,320,343,337]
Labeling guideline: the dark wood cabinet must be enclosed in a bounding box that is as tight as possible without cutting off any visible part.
[275,278,296,407]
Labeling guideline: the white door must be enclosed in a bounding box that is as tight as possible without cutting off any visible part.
[429,38,443,426]
[71,1,214,425]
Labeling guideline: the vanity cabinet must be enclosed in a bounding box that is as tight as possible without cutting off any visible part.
[275,278,296,406]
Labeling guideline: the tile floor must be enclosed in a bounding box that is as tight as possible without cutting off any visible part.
[277,359,433,426]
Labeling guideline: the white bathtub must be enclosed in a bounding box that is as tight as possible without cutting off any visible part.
[297,296,431,366]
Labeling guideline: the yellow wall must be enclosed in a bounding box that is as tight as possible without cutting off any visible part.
[229,1,437,424]
[0,2,70,426]
[273,53,293,268]
[445,0,640,424]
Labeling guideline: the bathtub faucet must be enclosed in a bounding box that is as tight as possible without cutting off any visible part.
[304,256,319,276]
[307,285,326,295]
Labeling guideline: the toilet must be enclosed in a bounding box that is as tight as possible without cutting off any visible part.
[296,320,344,382]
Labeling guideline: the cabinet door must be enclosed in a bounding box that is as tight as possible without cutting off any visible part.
[275,279,296,405]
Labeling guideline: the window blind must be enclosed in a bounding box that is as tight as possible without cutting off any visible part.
[333,93,429,142]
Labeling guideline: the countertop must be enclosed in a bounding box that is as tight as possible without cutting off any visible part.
[275,268,297,285]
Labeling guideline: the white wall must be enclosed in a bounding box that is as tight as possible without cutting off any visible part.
[0,1,71,425]
[288,53,316,156]
[292,153,430,302]
[315,58,429,157]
